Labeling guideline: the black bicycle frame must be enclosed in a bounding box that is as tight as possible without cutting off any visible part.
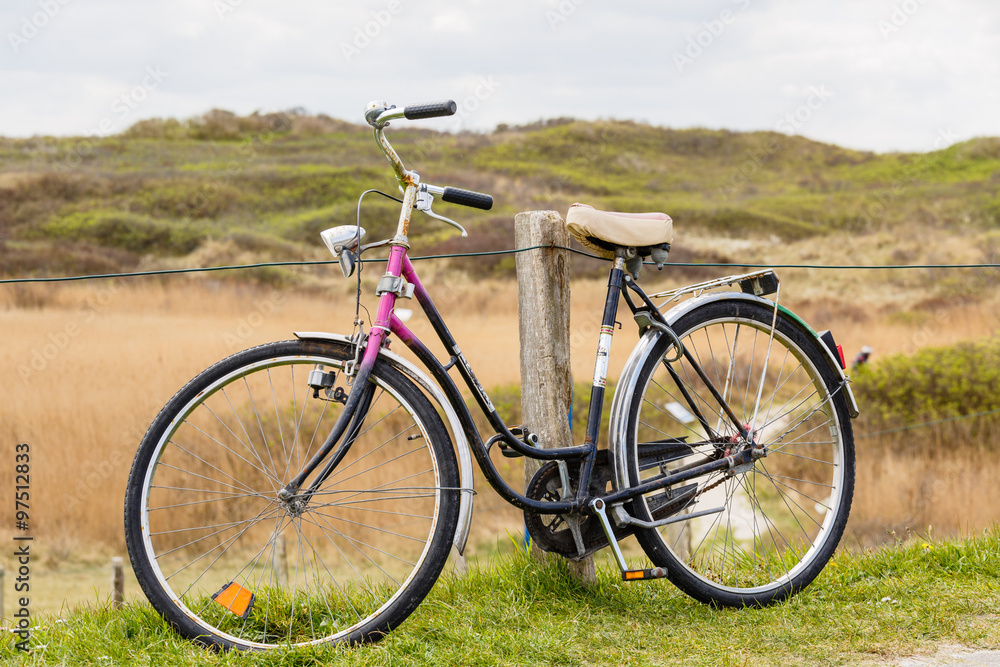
[284,251,749,514]
[386,254,751,516]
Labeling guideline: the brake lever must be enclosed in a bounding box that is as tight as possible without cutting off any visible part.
[414,185,468,237]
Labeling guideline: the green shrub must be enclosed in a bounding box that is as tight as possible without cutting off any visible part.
[41,210,208,255]
[122,118,188,140]
[187,109,293,141]
[853,337,1000,425]
[982,196,1000,226]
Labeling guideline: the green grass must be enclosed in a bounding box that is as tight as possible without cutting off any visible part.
[4,532,1000,666]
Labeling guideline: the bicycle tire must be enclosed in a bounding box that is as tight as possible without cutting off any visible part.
[124,339,459,649]
[623,300,854,607]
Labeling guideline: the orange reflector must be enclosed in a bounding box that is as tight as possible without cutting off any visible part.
[211,582,255,620]
[622,567,668,582]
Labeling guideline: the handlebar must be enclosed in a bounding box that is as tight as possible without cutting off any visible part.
[441,186,493,211]
[365,99,495,233]
[403,100,458,120]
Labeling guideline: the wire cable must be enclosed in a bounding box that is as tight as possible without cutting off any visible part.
[2,244,998,285]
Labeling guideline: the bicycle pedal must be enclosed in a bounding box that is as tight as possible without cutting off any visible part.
[498,443,523,458]
[622,567,668,582]
[498,426,531,458]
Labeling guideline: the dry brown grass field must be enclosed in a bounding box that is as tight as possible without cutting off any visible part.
[2,226,999,613]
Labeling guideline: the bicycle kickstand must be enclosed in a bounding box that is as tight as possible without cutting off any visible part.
[590,499,668,582]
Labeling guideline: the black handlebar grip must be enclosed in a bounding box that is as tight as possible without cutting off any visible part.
[403,100,458,120]
[442,186,494,211]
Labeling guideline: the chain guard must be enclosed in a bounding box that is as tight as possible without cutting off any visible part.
[524,450,701,560]
[523,451,623,559]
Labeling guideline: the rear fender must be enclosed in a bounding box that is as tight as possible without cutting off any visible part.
[607,292,859,494]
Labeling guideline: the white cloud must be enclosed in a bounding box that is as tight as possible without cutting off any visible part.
[0,0,997,151]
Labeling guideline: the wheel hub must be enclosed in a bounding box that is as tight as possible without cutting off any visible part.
[279,496,307,518]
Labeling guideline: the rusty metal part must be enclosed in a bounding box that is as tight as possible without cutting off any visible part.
[372,125,409,187]
[396,182,418,238]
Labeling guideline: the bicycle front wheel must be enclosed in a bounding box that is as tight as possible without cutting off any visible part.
[124,340,459,649]
[624,299,854,607]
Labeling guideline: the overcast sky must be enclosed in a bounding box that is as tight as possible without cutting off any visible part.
[1,0,997,152]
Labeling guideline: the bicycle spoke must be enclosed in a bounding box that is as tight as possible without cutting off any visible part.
[243,374,284,494]
[220,386,282,489]
[201,400,278,489]
[152,461,259,497]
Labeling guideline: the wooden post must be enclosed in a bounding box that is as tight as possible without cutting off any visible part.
[111,557,124,609]
[273,533,288,586]
[515,210,595,583]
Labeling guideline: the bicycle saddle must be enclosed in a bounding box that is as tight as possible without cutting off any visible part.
[566,203,673,259]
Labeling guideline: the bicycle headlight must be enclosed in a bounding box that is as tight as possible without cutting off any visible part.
[321,225,366,256]
[320,225,366,278]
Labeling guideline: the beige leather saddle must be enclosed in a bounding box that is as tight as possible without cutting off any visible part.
[565,203,673,274]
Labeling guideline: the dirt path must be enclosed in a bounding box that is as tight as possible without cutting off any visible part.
[893,646,1000,666]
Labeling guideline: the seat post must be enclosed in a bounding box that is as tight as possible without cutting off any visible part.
[575,252,627,502]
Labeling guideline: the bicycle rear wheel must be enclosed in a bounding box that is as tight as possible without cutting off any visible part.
[124,340,459,649]
[623,300,854,607]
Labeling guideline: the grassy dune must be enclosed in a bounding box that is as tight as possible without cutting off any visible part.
[1,109,999,281]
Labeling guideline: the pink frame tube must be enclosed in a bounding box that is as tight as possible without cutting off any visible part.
[361,243,411,367]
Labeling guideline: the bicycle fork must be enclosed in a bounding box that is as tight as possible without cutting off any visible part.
[279,244,408,504]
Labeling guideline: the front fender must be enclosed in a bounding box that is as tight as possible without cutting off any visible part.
[294,331,475,556]
[607,292,859,494]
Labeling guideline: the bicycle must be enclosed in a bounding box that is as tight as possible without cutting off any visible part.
[124,99,859,650]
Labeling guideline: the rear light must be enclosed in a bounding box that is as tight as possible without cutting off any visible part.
[817,330,846,370]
